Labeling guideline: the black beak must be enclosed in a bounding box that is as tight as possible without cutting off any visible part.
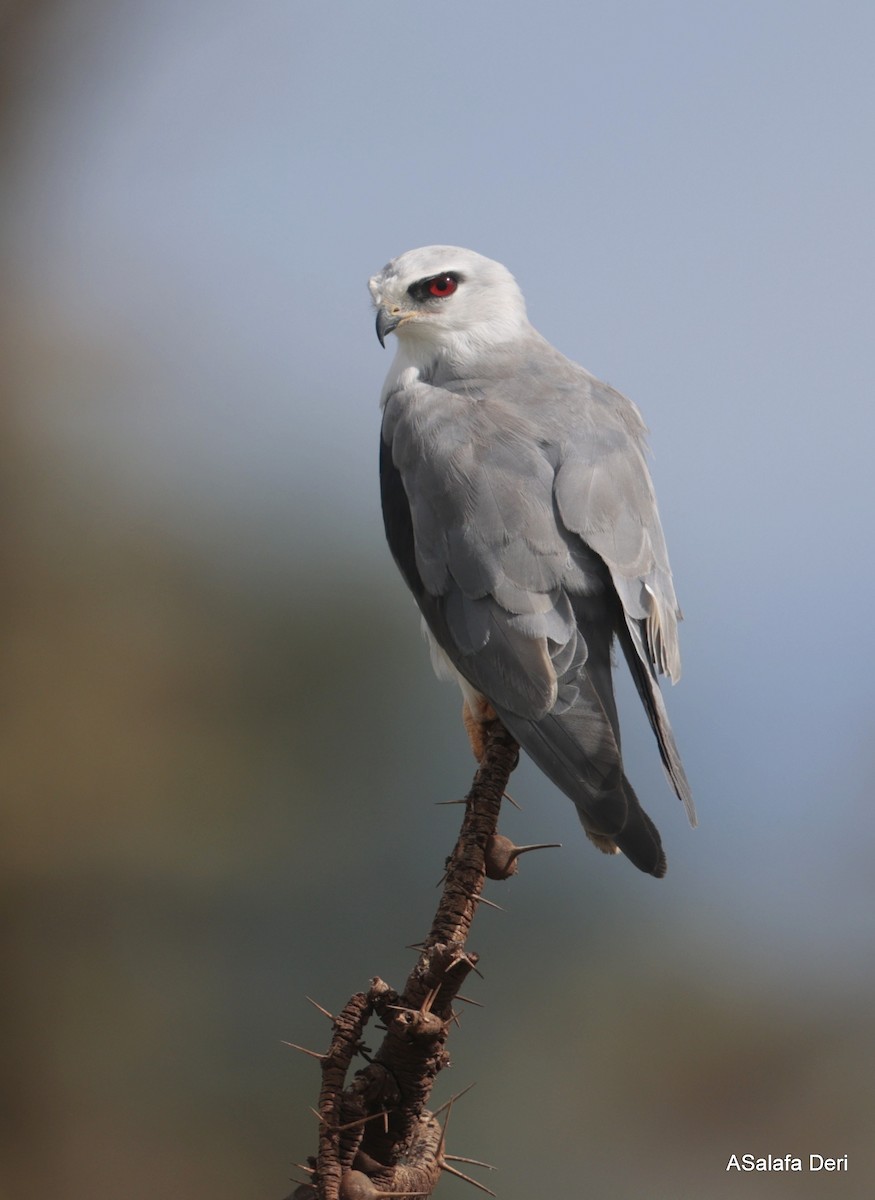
[375,307,401,348]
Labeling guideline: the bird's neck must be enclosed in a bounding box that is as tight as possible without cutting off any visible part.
[387,316,532,389]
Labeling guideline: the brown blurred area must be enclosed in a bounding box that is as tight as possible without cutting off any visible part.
[0,16,410,1197]
[1,6,873,1200]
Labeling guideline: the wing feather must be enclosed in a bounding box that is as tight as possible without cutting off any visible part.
[553,395,683,683]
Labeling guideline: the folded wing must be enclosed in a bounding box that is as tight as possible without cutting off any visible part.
[380,344,694,874]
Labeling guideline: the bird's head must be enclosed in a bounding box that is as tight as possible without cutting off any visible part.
[369,246,529,362]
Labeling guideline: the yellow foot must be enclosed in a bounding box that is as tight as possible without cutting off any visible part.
[462,696,498,761]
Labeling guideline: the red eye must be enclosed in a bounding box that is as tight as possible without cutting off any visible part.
[428,274,458,297]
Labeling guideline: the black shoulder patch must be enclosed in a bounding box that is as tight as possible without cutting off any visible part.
[379,434,424,600]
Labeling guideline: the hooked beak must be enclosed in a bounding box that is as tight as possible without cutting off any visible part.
[375,306,402,348]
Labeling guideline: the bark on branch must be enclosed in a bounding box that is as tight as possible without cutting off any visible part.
[286,718,522,1200]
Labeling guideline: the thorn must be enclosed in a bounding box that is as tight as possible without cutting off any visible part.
[386,983,441,1020]
[508,842,562,861]
[445,1154,496,1171]
[305,996,335,1020]
[293,1162,315,1175]
[281,1041,325,1060]
[436,1089,454,1155]
[485,834,562,880]
[337,1109,393,1132]
[435,797,466,805]
[456,994,483,1007]
[472,895,504,911]
[502,790,522,810]
[433,1081,476,1116]
[310,1106,394,1132]
[449,1008,462,1029]
[444,952,481,977]
[406,942,427,951]
[440,1162,497,1195]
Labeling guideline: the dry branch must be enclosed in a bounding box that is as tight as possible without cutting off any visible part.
[286,718,523,1200]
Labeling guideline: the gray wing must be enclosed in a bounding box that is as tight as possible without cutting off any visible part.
[552,374,696,824]
[381,335,694,872]
[553,389,682,681]
[382,360,588,721]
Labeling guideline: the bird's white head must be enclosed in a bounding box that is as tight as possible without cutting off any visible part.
[369,246,529,366]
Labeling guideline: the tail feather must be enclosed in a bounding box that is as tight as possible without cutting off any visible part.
[496,663,668,879]
[611,777,667,877]
[618,621,696,826]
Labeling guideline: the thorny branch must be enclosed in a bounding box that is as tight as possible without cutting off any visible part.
[285,718,534,1200]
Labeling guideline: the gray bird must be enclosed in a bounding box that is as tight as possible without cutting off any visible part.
[370,246,695,877]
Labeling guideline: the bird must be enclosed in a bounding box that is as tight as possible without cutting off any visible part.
[370,246,695,877]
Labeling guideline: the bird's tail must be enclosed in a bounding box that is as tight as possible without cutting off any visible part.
[608,776,667,877]
[496,669,667,878]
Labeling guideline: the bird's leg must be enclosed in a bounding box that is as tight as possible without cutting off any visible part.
[462,696,498,761]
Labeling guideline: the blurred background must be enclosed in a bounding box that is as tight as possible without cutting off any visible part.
[1,2,873,1197]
